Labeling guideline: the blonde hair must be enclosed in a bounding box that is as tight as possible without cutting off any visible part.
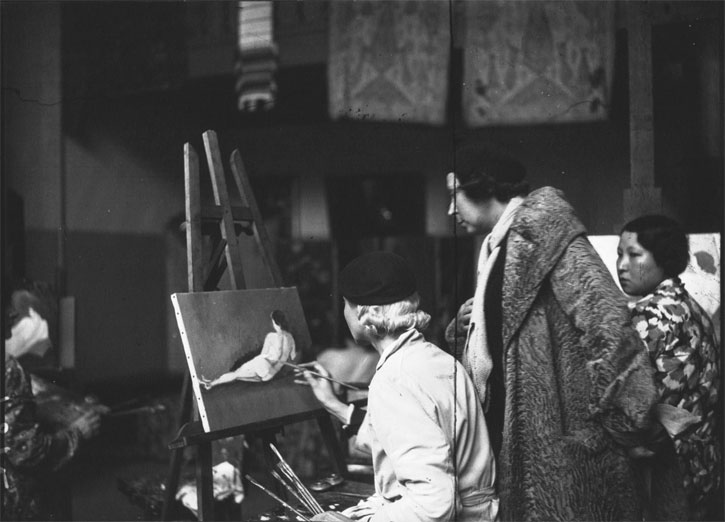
[354,293,430,338]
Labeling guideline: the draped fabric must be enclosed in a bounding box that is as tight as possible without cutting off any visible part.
[328,1,450,125]
[463,1,615,126]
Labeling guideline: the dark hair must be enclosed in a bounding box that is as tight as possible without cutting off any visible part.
[453,144,530,202]
[621,215,689,278]
[270,309,288,330]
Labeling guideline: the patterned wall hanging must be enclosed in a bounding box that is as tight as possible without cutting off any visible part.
[463,1,615,126]
[328,1,450,125]
[236,1,278,111]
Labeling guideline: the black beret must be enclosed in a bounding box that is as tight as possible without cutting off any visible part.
[339,251,417,306]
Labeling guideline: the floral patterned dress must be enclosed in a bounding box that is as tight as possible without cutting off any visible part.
[630,277,721,514]
[2,356,81,520]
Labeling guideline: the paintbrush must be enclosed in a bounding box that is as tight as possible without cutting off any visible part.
[329,491,369,499]
[283,362,363,391]
[270,443,325,514]
[275,462,323,515]
[271,469,314,514]
[245,474,311,521]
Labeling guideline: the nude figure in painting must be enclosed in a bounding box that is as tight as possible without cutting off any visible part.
[199,310,297,389]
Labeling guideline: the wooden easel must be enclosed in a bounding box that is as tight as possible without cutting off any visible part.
[162,130,348,521]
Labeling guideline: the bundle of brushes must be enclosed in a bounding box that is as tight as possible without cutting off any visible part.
[244,443,325,521]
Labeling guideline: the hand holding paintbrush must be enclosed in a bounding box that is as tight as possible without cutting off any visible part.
[287,361,362,391]
[293,361,360,424]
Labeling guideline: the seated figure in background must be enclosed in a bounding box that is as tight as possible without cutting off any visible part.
[200,310,296,389]
[3,281,103,521]
[5,281,56,370]
[617,215,722,520]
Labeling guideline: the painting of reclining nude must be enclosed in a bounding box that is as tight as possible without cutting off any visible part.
[171,288,321,432]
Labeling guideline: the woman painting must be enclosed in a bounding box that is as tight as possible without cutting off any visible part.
[200,310,296,389]
[617,214,721,520]
[300,252,497,521]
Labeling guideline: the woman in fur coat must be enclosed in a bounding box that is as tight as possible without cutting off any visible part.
[446,144,659,521]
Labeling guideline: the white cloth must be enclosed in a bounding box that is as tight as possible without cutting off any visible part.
[5,307,50,358]
[355,329,497,521]
[463,197,524,408]
[175,461,244,517]
[343,403,356,426]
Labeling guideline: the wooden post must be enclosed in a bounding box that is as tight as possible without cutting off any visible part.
[230,150,283,286]
[623,1,662,221]
[185,143,204,292]
[203,131,247,289]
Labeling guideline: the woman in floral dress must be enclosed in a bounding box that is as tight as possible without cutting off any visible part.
[617,215,721,520]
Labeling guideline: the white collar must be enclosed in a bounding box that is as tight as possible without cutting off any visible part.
[375,329,421,371]
[488,196,524,251]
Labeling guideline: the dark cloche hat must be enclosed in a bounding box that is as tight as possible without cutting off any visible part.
[339,251,417,306]
[455,143,526,185]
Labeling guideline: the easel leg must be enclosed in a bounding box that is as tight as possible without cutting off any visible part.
[162,374,194,520]
[162,448,183,520]
[197,442,214,521]
[317,415,347,478]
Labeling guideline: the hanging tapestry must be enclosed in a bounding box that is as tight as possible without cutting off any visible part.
[463,1,615,126]
[328,1,450,125]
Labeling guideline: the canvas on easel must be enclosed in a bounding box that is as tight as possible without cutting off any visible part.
[172,287,323,433]
[163,131,350,521]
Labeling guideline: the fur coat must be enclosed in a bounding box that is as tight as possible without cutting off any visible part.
[448,187,660,521]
